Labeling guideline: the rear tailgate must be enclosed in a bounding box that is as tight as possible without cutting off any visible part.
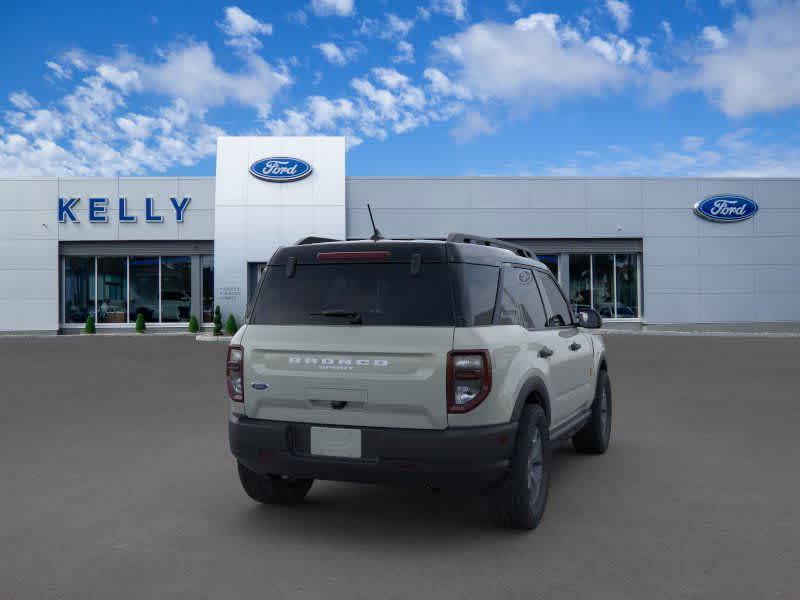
[243,325,453,429]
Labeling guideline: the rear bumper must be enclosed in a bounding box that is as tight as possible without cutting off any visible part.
[229,415,517,487]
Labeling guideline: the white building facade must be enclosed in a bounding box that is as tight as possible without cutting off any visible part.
[0,136,798,333]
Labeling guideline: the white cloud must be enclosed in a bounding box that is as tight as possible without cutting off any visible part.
[9,91,38,111]
[266,66,463,145]
[314,42,362,66]
[0,36,289,175]
[451,110,496,142]
[423,67,472,100]
[386,14,414,38]
[218,6,272,51]
[430,0,468,21]
[660,20,673,43]
[432,13,638,107]
[546,128,800,177]
[310,0,354,17]
[690,1,800,116]
[393,41,415,63]
[701,25,728,49]
[507,1,522,16]
[139,42,290,116]
[606,0,632,33]
[45,61,71,80]
[681,135,704,152]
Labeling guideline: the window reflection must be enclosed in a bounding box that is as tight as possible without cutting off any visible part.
[569,254,591,309]
[592,254,615,318]
[64,256,95,323]
[130,256,159,322]
[97,257,127,323]
[615,254,639,318]
[161,256,191,322]
[202,255,214,323]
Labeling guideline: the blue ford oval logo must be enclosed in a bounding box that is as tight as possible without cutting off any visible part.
[249,157,312,183]
[693,195,758,223]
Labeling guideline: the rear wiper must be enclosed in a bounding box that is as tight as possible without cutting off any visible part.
[309,309,362,324]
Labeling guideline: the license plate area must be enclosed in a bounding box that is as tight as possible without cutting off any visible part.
[310,426,362,459]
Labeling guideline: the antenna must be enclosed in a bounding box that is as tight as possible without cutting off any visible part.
[367,203,383,241]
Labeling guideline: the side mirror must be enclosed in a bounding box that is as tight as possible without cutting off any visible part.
[575,306,602,329]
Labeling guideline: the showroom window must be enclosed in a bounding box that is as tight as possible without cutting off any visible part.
[201,255,214,323]
[61,255,214,326]
[97,257,127,324]
[64,256,95,324]
[568,253,640,319]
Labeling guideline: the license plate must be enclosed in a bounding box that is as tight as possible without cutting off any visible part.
[310,427,362,459]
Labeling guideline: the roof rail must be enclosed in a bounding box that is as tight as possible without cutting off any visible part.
[295,236,340,245]
[446,233,537,260]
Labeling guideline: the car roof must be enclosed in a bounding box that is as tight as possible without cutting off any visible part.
[270,238,547,270]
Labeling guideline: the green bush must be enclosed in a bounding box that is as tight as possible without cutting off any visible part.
[213,306,223,336]
[135,313,146,333]
[84,315,95,334]
[225,314,238,336]
[188,315,199,333]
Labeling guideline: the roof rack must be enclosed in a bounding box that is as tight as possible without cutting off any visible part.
[295,236,340,245]
[446,233,537,260]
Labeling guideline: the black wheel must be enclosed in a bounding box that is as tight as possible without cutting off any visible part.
[491,404,551,530]
[572,370,612,454]
[237,462,313,505]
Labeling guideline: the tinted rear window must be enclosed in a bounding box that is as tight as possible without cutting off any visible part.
[250,263,455,326]
[451,264,500,326]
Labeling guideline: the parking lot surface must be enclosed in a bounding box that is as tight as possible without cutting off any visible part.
[1,333,799,599]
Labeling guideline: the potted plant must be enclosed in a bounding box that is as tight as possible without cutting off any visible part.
[135,313,146,333]
[225,314,238,336]
[213,306,222,336]
[188,315,199,333]
[84,315,95,334]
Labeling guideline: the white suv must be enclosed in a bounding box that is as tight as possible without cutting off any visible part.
[227,234,611,530]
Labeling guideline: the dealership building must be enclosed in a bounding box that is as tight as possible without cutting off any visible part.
[1,135,798,334]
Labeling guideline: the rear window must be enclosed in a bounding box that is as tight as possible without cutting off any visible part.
[250,263,455,326]
[451,263,500,326]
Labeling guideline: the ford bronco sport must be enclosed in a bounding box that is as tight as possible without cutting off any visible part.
[228,233,611,530]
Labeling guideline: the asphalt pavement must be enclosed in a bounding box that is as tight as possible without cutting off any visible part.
[1,333,798,599]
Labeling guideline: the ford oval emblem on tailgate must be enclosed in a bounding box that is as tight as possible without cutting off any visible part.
[249,157,312,183]
[251,382,269,390]
[693,195,758,223]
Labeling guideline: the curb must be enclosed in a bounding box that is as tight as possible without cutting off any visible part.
[195,335,233,342]
[600,329,800,338]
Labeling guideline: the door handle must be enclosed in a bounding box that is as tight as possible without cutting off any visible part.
[569,342,582,351]
[538,346,554,358]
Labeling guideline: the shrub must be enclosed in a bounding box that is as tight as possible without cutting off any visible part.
[225,314,238,336]
[188,315,199,333]
[84,315,95,334]
[135,313,146,333]
[213,306,223,336]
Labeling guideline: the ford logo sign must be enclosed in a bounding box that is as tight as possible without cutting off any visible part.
[249,157,312,183]
[693,195,758,223]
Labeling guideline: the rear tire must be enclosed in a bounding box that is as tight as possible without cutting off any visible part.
[237,462,313,505]
[572,370,612,454]
[491,404,550,530]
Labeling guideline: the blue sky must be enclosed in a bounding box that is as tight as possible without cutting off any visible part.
[1,0,798,177]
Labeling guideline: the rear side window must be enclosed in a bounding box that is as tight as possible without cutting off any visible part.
[250,263,455,326]
[537,271,573,327]
[496,267,547,329]
[451,264,500,326]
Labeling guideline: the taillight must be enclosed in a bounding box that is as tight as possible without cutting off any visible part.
[447,350,492,413]
[226,345,244,402]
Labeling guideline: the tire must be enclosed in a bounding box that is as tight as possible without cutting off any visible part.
[572,369,612,454]
[491,404,551,530]
[237,462,313,505]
